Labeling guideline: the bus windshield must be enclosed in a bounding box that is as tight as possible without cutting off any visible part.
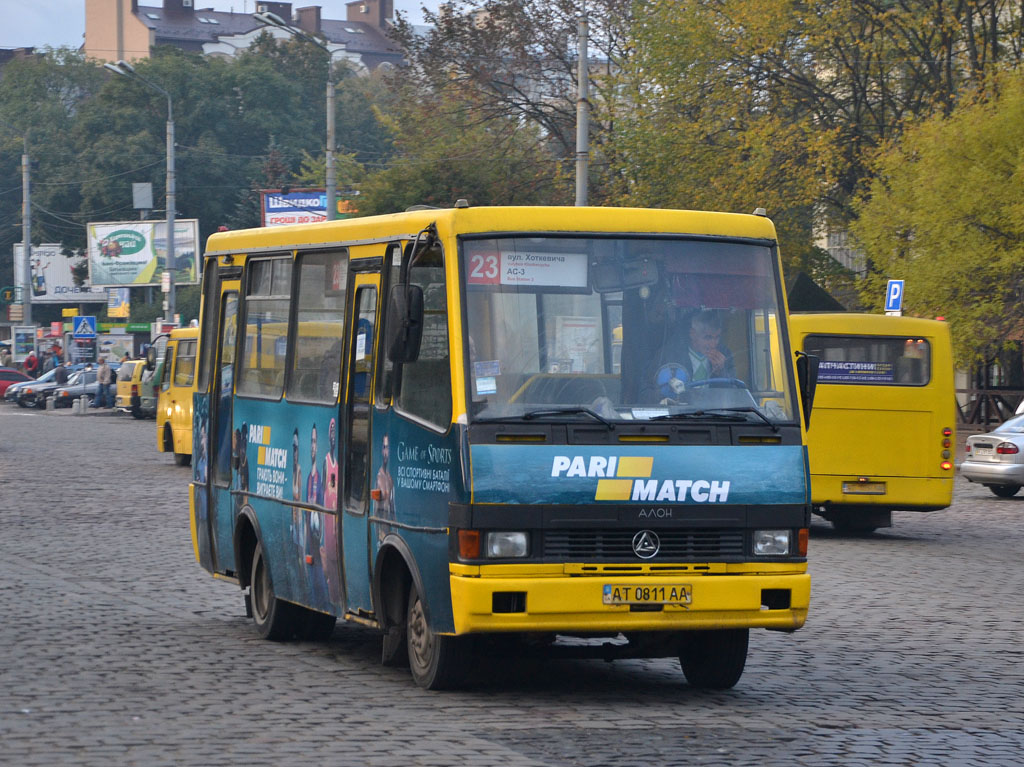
[462,235,796,424]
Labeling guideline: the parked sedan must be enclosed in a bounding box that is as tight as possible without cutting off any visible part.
[51,370,99,408]
[12,364,88,408]
[961,415,1024,497]
[0,367,31,396]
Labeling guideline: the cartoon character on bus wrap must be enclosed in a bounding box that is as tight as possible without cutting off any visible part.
[288,421,331,609]
[321,418,341,604]
[374,433,396,545]
[192,399,212,571]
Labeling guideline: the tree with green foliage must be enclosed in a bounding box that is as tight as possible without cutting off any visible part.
[356,82,560,214]
[391,0,636,205]
[852,71,1024,368]
[612,0,1024,280]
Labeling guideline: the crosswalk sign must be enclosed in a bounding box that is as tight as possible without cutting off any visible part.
[72,315,97,339]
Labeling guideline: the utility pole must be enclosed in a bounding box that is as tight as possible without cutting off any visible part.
[21,135,32,325]
[575,14,590,207]
[254,11,338,221]
[104,61,176,323]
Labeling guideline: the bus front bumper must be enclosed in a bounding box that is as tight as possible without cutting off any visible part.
[449,565,809,635]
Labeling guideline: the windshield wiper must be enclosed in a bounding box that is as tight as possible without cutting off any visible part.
[475,407,614,428]
[647,410,747,423]
[522,407,614,429]
[647,407,779,431]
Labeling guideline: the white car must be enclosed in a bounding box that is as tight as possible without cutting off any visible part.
[961,414,1024,497]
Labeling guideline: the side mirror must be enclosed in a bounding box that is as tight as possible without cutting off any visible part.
[795,351,819,430]
[146,346,157,371]
[386,283,424,363]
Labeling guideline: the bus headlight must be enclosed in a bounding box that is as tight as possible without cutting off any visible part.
[753,529,790,556]
[486,531,528,558]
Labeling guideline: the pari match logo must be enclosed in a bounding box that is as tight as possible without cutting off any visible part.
[550,455,731,504]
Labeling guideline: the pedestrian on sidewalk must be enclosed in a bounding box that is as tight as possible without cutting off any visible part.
[91,357,113,408]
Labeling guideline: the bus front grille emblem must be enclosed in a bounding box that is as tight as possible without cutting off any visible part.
[632,530,660,559]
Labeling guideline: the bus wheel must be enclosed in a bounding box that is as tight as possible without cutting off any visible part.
[406,583,468,690]
[989,484,1021,498]
[678,629,748,690]
[250,542,297,641]
[173,452,192,467]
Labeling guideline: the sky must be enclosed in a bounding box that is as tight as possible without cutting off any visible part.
[0,0,440,49]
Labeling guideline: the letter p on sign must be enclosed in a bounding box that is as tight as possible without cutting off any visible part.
[885,280,904,314]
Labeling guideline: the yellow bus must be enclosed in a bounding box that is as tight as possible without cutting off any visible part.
[789,313,955,533]
[156,327,199,466]
[190,204,819,690]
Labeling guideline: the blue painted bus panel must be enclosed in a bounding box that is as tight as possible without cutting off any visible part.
[470,444,809,507]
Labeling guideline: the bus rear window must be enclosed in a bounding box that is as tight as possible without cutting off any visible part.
[804,334,930,386]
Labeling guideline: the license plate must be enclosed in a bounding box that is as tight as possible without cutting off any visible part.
[603,583,692,606]
[842,481,886,495]
[974,445,993,455]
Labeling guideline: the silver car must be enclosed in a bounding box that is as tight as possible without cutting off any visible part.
[961,415,1024,497]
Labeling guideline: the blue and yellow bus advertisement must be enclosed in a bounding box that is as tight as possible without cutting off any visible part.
[189,205,817,690]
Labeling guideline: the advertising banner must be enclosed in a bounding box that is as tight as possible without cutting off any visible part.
[86,220,200,288]
[12,326,35,362]
[13,243,108,304]
[108,288,131,318]
[260,189,357,227]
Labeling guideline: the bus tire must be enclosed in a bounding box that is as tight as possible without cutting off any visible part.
[250,541,298,641]
[173,452,192,467]
[988,484,1021,498]
[406,583,468,690]
[679,628,748,690]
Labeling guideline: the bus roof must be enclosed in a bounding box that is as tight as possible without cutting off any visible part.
[788,312,949,337]
[203,205,779,257]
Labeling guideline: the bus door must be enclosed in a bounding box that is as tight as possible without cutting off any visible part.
[207,289,239,573]
[342,274,380,614]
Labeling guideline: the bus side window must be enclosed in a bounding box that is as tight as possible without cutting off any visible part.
[376,243,403,408]
[394,242,452,429]
[237,257,291,399]
[289,250,347,403]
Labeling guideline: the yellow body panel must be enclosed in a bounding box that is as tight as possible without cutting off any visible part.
[790,313,955,511]
[449,564,809,634]
[114,360,145,410]
[156,328,198,457]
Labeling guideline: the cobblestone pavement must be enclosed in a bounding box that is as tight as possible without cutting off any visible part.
[1,408,1022,766]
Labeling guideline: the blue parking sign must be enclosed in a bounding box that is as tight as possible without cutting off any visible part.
[885,280,904,313]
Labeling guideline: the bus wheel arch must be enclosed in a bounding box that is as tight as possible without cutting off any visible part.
[373,536,419,667]
[234,508,261,595]
[234,509,299,641]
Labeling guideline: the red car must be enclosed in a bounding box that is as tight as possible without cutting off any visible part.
[0,366,32,396]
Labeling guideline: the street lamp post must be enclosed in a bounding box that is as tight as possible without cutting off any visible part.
[253,11,337,221]
[104,60,176,322]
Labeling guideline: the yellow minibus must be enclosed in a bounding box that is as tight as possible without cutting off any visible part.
[189,204,819,690]
[156,327,198,466]
[790,313,955,532]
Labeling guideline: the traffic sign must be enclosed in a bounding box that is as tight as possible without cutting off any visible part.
[885,280,904,315]
[72,315,97,339]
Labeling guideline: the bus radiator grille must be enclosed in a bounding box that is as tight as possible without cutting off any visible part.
[542,529,745,561]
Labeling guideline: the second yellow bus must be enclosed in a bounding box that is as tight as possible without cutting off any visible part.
[790,313,955,533]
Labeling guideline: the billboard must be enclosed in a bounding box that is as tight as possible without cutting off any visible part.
[13,243,108,304]
[86,220,200,288]
[260,189,357,227]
